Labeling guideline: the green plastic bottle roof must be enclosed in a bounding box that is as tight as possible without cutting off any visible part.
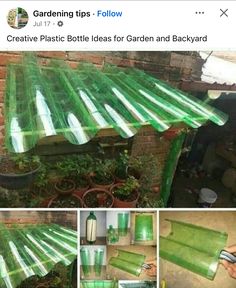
[0,223,77,288]
[5,53,228,153]
[160,219,228,280]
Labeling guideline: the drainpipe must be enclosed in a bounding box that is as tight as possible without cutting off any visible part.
[160,131,186,207]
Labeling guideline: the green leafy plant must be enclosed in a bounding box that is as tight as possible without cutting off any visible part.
[0,154,41,174]
[113,176,140,200]
[56,157,78,179]
[11,154,40,171]
[34,162,48,188]
[56,154,94,178]
[138,195,164,208]
[77,154,94,176]
[115,151,150,180]
[92,158,116,184]
[115,150,130,179]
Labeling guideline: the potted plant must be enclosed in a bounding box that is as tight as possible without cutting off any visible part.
[47,193,83,208]
[90,158,115,189]
[115,151,142,182]
[111,176,140,208]
[73,154,92,197]
[33,163,47,188]
[128,156,143,180]
[114,150,130,182]
[82,188,114,208]
[28,162,52,207]
[55,179,76,195]
[55,155,91,195]
[0,154,41,189]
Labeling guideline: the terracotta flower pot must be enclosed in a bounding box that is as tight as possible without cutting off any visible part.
[46,193,83,208]
[110,183,139,208]
[82,188,114,208]
[55,179,76,195]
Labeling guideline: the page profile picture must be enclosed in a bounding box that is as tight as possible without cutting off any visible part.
[7,8,29,29]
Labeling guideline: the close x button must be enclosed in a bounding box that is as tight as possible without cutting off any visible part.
[220,9,228,17]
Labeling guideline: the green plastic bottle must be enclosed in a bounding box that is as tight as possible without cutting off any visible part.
[108,225,119,244]
[86,211,97,244]
[118,213,129,236]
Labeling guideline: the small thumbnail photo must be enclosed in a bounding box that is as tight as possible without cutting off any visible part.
[7,8,28,29]
[107,245,156,280]
[130,211,157,246]
[160,211,236,288]
[106,211,131,245]
[80,245,107,279]
[0,210,77,288]
[80,211,106,245]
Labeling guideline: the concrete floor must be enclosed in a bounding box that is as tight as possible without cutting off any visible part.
[171,176,234,208]
[160,211,236,288]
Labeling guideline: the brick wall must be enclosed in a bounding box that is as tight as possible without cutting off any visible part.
[0,211,77,229]
[131,126,171,187]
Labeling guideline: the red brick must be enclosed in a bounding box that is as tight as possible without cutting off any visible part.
[0,53,22,66]
[0,92,4,102]
[0,67,6,79]
[37,51,67,59]
[38,58,51,66]
[0,79,5,92]
[68,52,105,65]
[66,60,80,69]
[0,117,4,125]
[105,56,134,67]
[0,126,5,138]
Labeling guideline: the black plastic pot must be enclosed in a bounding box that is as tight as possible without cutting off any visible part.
[0,165,41,190]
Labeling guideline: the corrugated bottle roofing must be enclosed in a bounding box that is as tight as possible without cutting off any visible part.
[0,223,77,288]
[5,53,228,153]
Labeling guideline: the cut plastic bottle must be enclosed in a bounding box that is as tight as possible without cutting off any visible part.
[118,213,129,236]
[80,247,91,276]
[160,219,228,280]
[109,249,146,276]
[134,214,153,241]
[94,248,104,276]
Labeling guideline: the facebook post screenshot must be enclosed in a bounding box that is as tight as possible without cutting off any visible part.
[0,1,236,288]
